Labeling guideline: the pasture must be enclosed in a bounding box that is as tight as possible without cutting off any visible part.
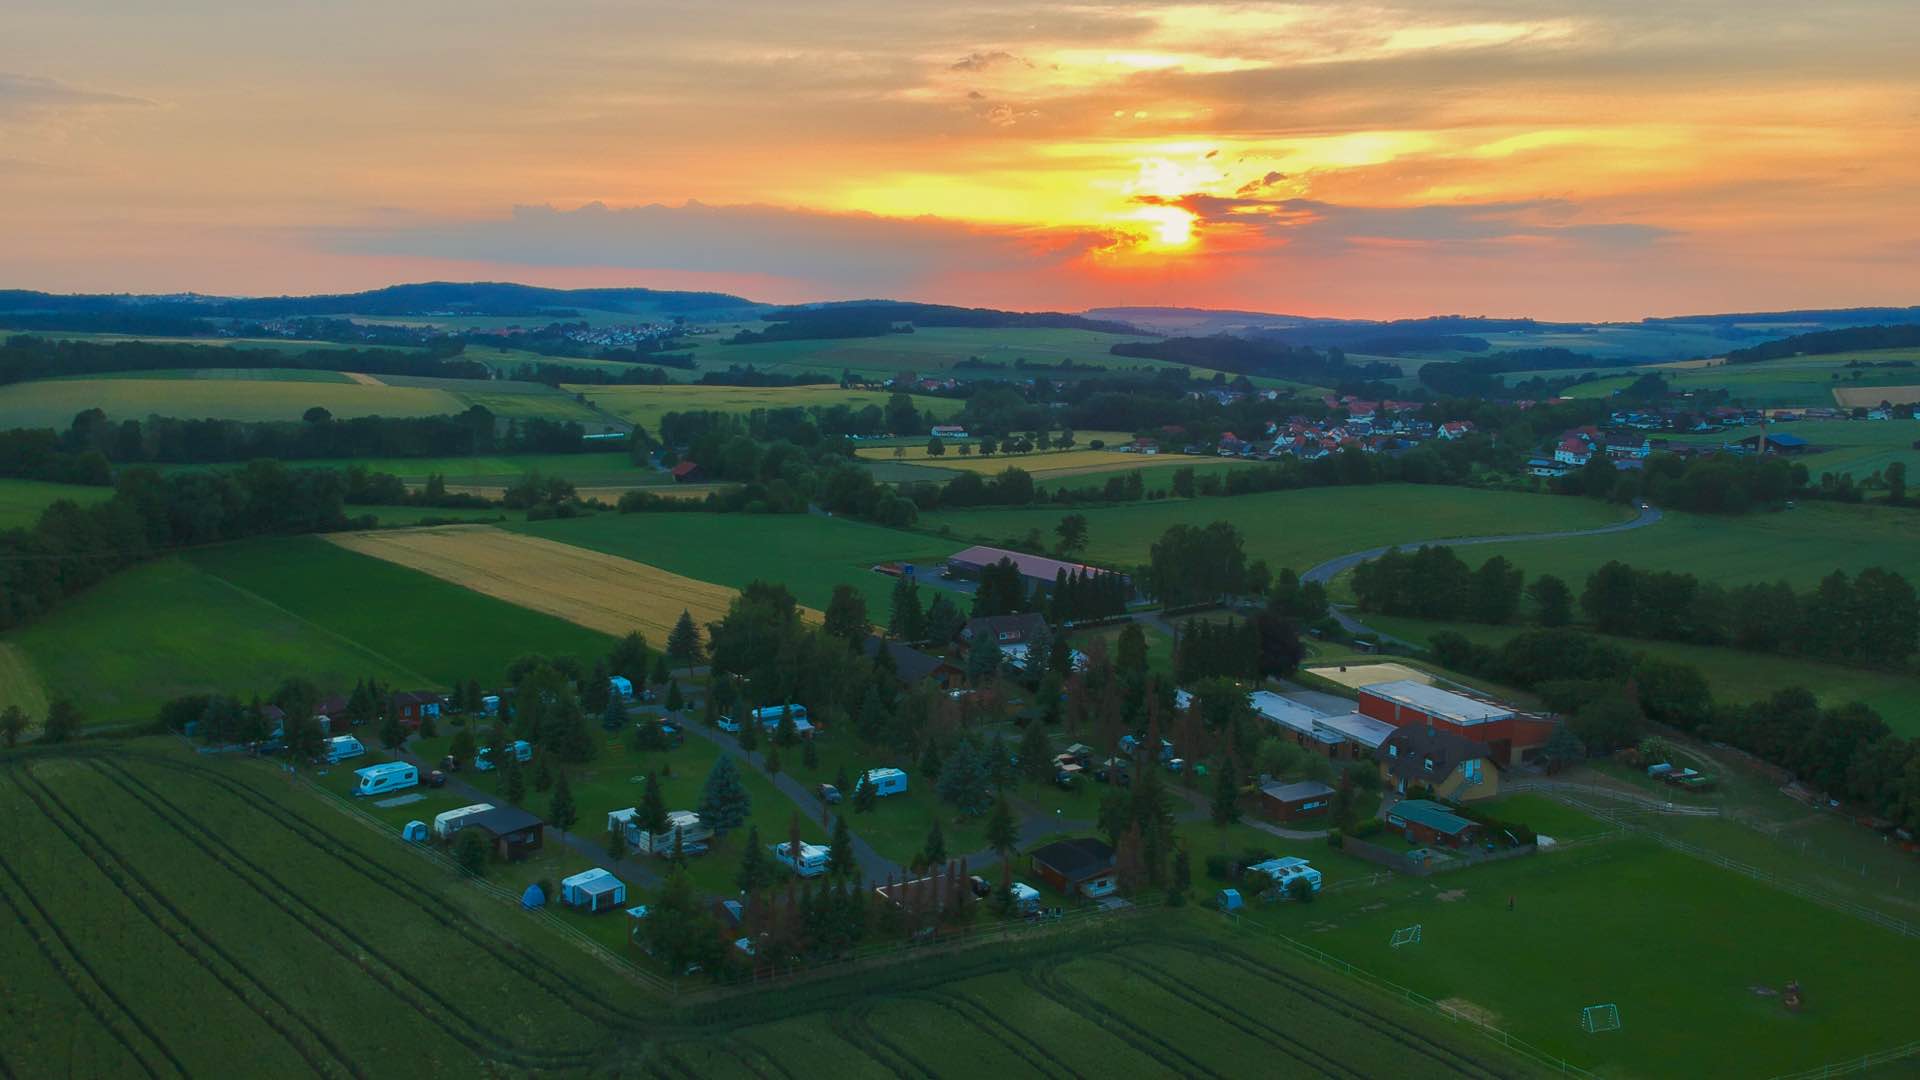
[1660,419,1920,480]
[1559,349,1920,408]
[923,485,1636,577]
[571,383,965,434]
[0,478,114,529]
[1454,501,1919,591]
[328,525,754,640]
[0,375,467,426]
[855,445,1237,481]
[1244,832,1920,1078]
[0,555,430,725]
[513,511,958,615]
[1359,613,1920,735]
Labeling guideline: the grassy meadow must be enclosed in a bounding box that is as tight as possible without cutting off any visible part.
[1236,831,1920,1078]
[1661,418,1920,480]
[1454,501,1920,591]
[0,374,468,426]
[1560,349,1920,408]
[570,383,965,434]
[923,484,1636,576]
[0,478,114,529]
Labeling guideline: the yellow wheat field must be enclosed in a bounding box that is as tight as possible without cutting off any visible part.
[326,525,775,641]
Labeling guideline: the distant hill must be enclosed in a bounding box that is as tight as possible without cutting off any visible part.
[767,300,1142,335]
[0,282,767,325]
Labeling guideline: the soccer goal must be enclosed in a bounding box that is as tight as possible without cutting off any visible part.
[1580,1004,1622,1034]
[1389,924,1422,949]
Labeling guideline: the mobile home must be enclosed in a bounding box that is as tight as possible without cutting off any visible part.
[1247,856,1323,895]
[474,740,532,772]
[772,840,832,877]
[433,803,495,839]
[860,767,909,797]
[627,810,712,857]
[751,705,814,737]
[324,735,365,764]
[353,761,419,797]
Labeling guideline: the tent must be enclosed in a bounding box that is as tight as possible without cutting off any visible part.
[401,820,429,843]
[521,883,546,910]
[560,868,627,913]
[1216,888,1244,912]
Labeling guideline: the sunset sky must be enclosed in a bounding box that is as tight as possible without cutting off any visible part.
[4,1,1917,319]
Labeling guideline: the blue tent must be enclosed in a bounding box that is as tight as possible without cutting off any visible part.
[521,884,546,910]
[1216,888,1244,912]
[401,820,428,843]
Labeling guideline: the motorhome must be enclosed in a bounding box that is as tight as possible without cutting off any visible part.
[618,809,713,856]
[772,840,832,877]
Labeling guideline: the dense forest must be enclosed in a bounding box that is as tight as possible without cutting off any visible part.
[1724,323,1920,364]
[0,335,484,385]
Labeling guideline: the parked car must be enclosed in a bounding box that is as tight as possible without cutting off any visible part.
[426,770,448,788]
[817,783,842,805]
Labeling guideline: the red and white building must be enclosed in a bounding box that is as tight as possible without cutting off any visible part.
[1356,680,1555,767]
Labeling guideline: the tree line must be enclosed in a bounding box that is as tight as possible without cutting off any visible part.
[0,334,485,385]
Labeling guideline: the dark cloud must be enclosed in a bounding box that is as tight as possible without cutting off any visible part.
[321,201,1114,290]
[1234,170,1287,195]
[950,51,1029,72]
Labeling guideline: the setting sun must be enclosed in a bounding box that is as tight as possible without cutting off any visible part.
[1131,204,1198,249]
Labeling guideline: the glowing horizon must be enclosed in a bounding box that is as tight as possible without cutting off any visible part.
[2,1,1917,319]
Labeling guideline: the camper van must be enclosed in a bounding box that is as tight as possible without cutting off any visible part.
[475,740,532,772]
[433,803,495,839]
[353,761,418,797]
[323,735,365,764]
[860,767,909,798]
[771,840,831,877]
[620,809,713,857]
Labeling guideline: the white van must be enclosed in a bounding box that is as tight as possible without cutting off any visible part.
[324,735,365,764]
[353,761,418,796]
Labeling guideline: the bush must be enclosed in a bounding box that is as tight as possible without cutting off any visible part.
[453,829,491,875]
[1204,854,1232,881]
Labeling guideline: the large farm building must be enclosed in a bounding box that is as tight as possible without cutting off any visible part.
[944,545,1128,595]
[1357,680,1555,766]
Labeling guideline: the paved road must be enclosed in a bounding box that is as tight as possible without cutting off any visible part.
[1300,503,1664,646]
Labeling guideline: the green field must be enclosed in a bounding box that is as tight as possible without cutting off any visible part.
[55,366,358,383]
[1233,831,1920,1078]
[923,485,1636,576]
[571,383,966,435]
[513,511,959,615]
[1661,418,1920,481]
[0,537,613,726]
[0,478,115,529]
[1560,349,1920,408]
[1455,501,1920,591]
[0,375,467,426]
[32,331,381,353]
[1361,613,1920,735]
[3,744,1549,1078]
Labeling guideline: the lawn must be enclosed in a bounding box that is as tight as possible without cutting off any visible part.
[923,484,1636,576]
[1359,613,1920,736]
[511,510,958,615]
[1229,836,1920,1078]
[0,375,466,426]
[0,478,115,528]
[569,383,964,434]
[1453,501,1920,591]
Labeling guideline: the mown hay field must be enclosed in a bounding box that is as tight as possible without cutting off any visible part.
[0,375,467,426]
[327,525,761,639]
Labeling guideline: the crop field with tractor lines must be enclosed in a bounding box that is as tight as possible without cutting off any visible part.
[0,744,1549,1079]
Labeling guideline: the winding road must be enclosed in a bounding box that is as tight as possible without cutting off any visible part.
[1301,502,1664,646]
